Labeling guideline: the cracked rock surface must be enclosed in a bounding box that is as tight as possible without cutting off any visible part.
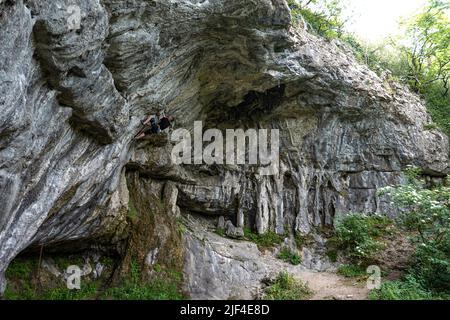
[0,0,448,296]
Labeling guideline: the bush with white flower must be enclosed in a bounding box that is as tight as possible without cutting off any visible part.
[378,167,450,293]
[333,213,392,263]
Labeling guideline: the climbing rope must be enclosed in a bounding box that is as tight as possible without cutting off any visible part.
[35,243,44,293]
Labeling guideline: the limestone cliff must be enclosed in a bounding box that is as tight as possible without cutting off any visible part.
[0,0,448,297]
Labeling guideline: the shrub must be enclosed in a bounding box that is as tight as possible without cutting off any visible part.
[105,260,184,300]
[277,248,302,265]
[369,275,441,300]
[41,282,99,300]
[215,228,226,237]
[244,228,284,250]
[264,272,312,300]
[5,259,36,278]
[378,169,450,296]
[333,213,392,263]
[288,1,450,139]
[379,171,450,294]
[3,257,185,300]
[337,264,367,278]
[411,240,450,293]
[104,275,184,300]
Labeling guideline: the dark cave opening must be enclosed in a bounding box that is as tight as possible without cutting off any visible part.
[207,84,286,126]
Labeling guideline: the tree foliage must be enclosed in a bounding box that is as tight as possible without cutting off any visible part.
[287,0,450,137]
[287,0,348,38]
[401,0,450,95]
[379,168,450,293]
[333,213,392,263]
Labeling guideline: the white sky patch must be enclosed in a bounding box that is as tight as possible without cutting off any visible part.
[343,0,428,42]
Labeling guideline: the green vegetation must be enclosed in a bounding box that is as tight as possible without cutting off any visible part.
[3,256,185,300]
[264,271,312,300]
[127,197,138,220]
[287,0,450,137]
[177,218,188,235]
[40,283,99,300]
[325,247,338,263]
[377,168,450,298]
[3,257,101,300]
[105,272,184,300]
[369,275,448,300]
[277,248,302,265]
[244,228,284,250]
[333,213,392,263]
[337,264,367,279]
[388,0,449,136]
[104,259,185,300]
[288,0,348,39]
[52,255,85,270]
[3,282,37,300]
[5,258,36,278]
[3,282,100,300]
[326,168,449,299]
[215,228,226,237]
[294,232,315,249]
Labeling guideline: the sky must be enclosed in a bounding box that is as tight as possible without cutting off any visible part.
[342,0,429,42]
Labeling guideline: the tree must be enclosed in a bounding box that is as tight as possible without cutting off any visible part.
[400,0,450,96]
[379,168,450,292]
[287,0,349,39]
[287,0,450,136]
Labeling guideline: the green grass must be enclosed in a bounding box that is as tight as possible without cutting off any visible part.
[244,228,284,250]
[3,279,100,300]
[153,263,162,273]
[3,256,185,300]
[423,123,440,131]
[104,260,185,300]
[41,282,99,300]
[5,259,36,278]
[104,267,185,300]
[264,272,312,300]
[104,276,184,300]
[277,248,301,265]
[369,276,449,300]
[337,264,367,278]
[3,256,104,300]
[177,220,187,235]
[215,228,226,237]
[128,198,138,219]
[3,283,37,300]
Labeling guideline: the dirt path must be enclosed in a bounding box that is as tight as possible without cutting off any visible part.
[256,250,369,300]
[265,255,369,300]
[184,216,370,300]
[263,255,370,300]
[294,270,369,300]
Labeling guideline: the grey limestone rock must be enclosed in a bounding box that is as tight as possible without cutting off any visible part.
[0,0,448,296]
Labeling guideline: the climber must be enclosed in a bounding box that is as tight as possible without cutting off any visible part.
[134,114,174,139]
[134,115,159,139]
[158,115,175,132]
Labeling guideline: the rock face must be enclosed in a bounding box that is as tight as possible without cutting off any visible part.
[0,0,448,296]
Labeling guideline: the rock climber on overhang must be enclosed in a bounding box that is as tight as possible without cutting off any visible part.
[134,113,175,140]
